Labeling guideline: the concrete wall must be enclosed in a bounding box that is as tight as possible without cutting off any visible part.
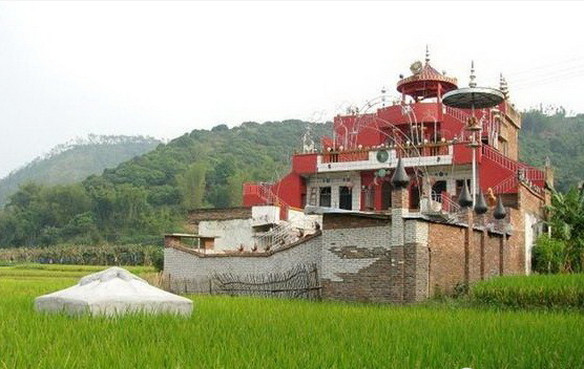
[251,206,280,226]
[198,219,254,251]
[288,208,322,231]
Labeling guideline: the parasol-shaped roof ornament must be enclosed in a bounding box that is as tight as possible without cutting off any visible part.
[442,61,504,109]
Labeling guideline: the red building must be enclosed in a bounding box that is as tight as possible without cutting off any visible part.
[243,53,550,220]
[166,53,554,301]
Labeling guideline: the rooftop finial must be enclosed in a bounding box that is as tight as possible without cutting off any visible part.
[500,73,509,99]
[469,61,477,88]
[425,45,430,64]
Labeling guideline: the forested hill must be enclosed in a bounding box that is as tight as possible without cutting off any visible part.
[0,121,331,247]
[0,135,161,206]
[519,110,584,192]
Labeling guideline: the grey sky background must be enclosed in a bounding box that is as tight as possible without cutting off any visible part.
[1,1,583,178]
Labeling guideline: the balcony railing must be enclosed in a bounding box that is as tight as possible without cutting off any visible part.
[321,142,451,164]
[322,150,369,163]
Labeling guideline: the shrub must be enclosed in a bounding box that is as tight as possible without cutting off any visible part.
[532,235,567,273]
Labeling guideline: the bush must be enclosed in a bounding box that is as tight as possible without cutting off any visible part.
[532,235,567,273]
[151,247,164,272]
[0,244,163,268]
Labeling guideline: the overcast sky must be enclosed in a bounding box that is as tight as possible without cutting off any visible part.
[1,1,583,178]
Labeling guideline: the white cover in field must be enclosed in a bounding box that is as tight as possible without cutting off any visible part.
[34,267,192,316]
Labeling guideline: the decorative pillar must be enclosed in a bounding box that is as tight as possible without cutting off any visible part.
[458,180,473,285]
[474,191,488,280]
[390,158,409,303]
[494,196,507,275]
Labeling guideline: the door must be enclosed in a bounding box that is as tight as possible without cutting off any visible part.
[381,181,392,210]
[339,186,352,210]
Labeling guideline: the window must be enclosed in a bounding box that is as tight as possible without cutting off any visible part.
[319,187,331,207]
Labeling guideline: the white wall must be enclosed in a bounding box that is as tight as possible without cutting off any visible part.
[251,206,280,226]
[288,209,322,231]
[524,212,538,275]
[306,172,361,210]
[198,219,254,251]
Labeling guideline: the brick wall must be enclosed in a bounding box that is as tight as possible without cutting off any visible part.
[320,213,431,303]
[322,213,389,230]
[320,222,393,302]
[164,234,322,293]
[506,184,546,274]
[169,205,517,302]
[428,223,466,295]
[483,231,502,278]
[428,219,511,296]
[404,220,429,302]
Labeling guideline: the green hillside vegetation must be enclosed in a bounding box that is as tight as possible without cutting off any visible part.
[519,109,584,192]
[0,135,161,206]
[0,110,582,249]
[0,121,331,247]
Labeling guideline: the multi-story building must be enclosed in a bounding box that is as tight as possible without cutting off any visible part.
[165,52,552,302]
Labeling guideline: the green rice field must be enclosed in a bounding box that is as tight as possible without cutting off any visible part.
[471,273,584,309]
[1,265,583,369]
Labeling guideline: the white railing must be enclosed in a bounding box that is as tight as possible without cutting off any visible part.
[254,222,298,251]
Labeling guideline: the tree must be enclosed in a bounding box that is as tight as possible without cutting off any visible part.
[176,162,207,210]
[534,185,584,273]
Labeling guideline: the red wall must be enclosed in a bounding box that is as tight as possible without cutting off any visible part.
[273,172,305,209]
[292,153,318,174]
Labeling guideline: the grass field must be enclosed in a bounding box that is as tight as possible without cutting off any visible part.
[1,265,583,368]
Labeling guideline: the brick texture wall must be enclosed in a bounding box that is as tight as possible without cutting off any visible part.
[320,213,430,303]
[320,222,394,302]
[428,223,466,295]
[428,220,510,296]
[167,206,516,302]
[164,234,322,293]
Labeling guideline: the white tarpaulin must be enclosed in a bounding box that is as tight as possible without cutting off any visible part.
[35,267,192,316]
